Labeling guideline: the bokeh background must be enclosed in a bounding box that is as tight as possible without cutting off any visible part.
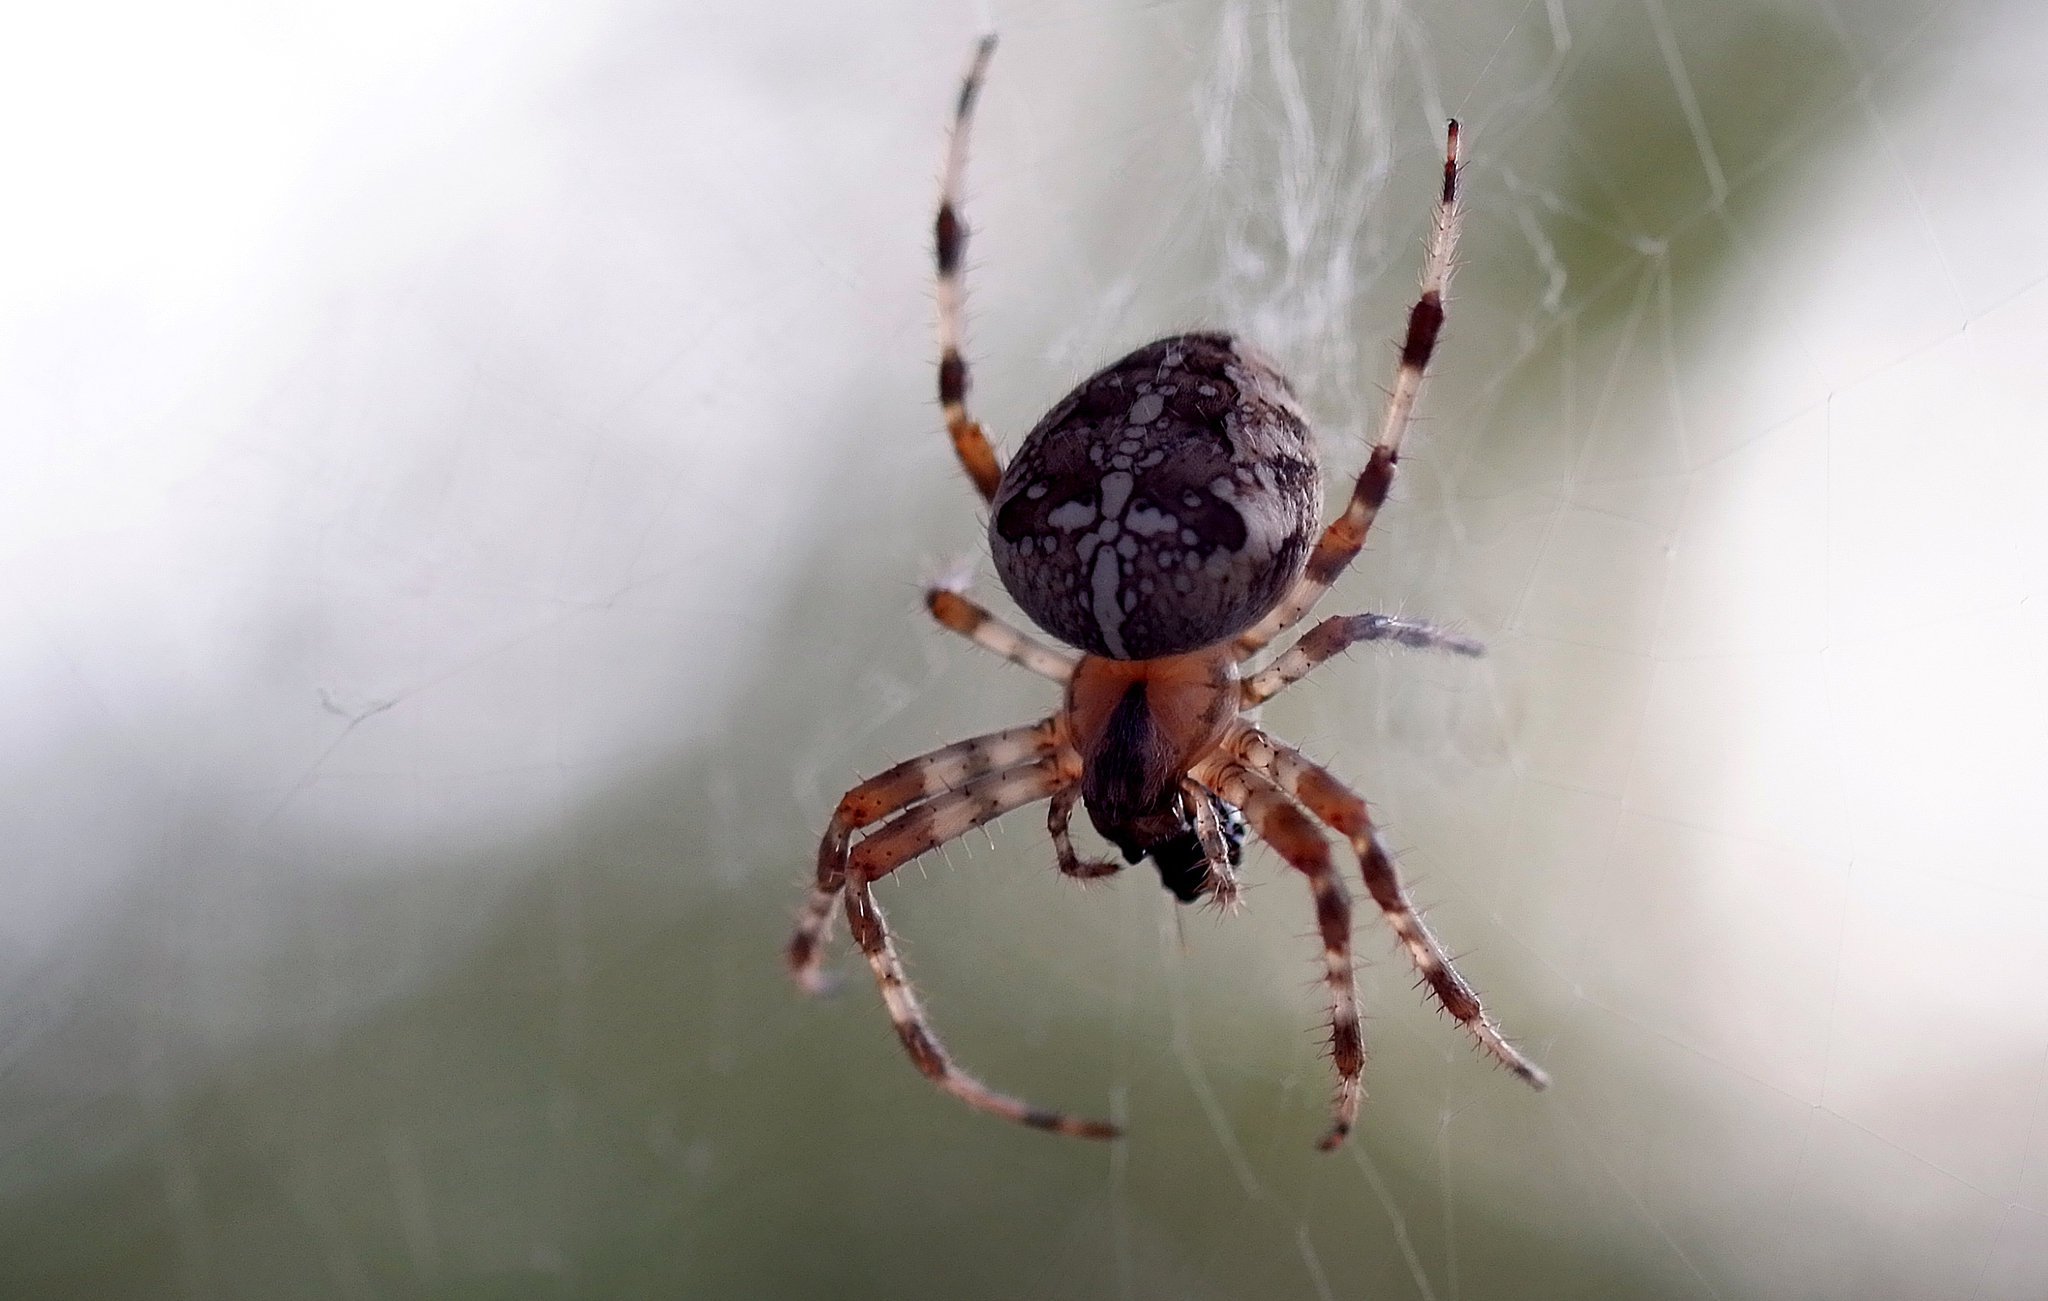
[4,0,2047,1297]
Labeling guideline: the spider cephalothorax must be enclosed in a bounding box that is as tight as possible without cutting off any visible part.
[787,36,1546,1150]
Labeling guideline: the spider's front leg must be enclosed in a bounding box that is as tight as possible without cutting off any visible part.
[840,754,1120,1140]
[1195,756,1365,1150]
[1230,727,1549,1090]
[788,718,1058,993]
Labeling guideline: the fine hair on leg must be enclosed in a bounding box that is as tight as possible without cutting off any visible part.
[841,755,1119,1139]
[926,584,1076,683]
[1241,611,1484,706]
[1183,779,1241,910]
[1196,756,1365,1150]
[789,717,1058,993]
[934,34,1005,502]
[1233,121,1464,660]
[1228,727,1548,1088]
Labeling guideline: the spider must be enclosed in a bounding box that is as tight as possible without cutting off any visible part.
[787,36,1547,1151]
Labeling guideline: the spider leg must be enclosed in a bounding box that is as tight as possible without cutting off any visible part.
[1194,756,1363,1151]
[788,717,1059,994]
[1240,612,1483,707]
[1229,727,1549,1090]
[843,755,1120,1140]
[935,34,1005,503]
[927,584,1076,683]
[1183,779,1242,910]
[1233,122,1463,660]
[1047,785,1122,880]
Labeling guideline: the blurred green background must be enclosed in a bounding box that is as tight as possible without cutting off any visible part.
[4,0,2047,1297]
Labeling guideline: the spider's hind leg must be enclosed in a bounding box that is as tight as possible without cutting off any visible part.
[934,35,1005,502]
[1232,122,1464,659]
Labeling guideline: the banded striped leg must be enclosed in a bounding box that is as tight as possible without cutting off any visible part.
[1047,785,1122,881]
[1229,728,1549,1090]
[1196,757,1364,1151]
[1233,122,1464,660]
[1241,612,1483,707]
[926,585,1076,683]
[935,35,1004,502]
[788,717,1059,994]
[1184,779,1242,909]
[844,755,1119,1139]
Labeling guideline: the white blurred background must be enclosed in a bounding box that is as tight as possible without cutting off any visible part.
[3,1,2047,1297]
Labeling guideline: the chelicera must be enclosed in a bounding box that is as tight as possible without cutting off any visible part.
[787,36,1547,1150]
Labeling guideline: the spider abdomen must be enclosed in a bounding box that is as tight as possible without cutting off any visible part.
[989,333,1322,660]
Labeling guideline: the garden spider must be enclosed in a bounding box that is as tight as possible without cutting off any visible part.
[787,36,1547,1150]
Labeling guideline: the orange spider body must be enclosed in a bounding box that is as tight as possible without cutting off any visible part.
[1062,646,1237,866]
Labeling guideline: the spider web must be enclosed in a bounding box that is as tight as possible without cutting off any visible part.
[2,0,2046,1297]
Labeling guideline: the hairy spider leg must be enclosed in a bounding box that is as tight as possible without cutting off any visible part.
[841,756,1120,1140]
[926,585,1076,683]
[1229,727,1549,1089]
[788,717,1058,993]
[935,34,1004,502]
[1183,778,1242,910]
[1046,784,1123,881]
[1241,612,1484,707]
[1195,757,1365,1151]
[1234,121,1463,660]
